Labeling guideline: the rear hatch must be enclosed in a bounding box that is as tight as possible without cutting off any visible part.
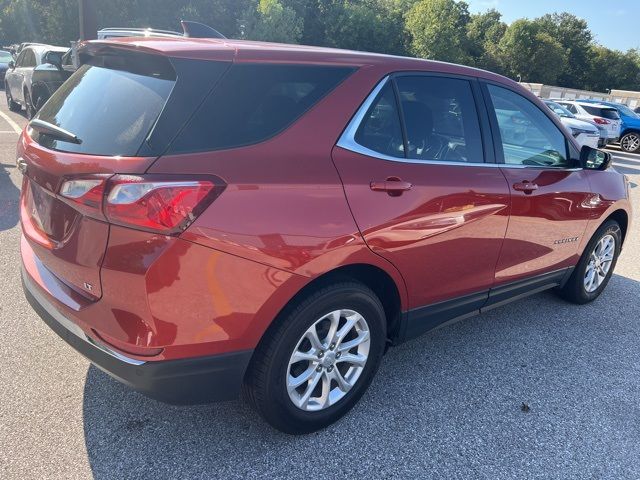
[582,105,622,137]
[20,44,230,301]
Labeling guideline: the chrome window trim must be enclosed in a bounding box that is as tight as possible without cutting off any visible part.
[337,75,582,171]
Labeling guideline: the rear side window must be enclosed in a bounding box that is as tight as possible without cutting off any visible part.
[354,83,404,158]
[581,105,620,120]
[396,76,484,163]
[168,64,354,154]
[33,52,175,156]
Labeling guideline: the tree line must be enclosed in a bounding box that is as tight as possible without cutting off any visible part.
[1,0,639,92]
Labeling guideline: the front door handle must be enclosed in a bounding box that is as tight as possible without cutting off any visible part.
[370,177,413,196]
[513,181,538,194]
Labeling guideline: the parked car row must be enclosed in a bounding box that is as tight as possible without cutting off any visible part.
[579,99,640,154]
[543,100,602,149]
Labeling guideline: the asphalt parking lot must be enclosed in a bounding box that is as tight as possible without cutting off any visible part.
[1,101,639,480]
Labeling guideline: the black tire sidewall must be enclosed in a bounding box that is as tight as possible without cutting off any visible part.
[571,221,621,303]
[259,285,386,433]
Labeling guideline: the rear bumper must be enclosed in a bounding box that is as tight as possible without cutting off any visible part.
[22,267,252,405]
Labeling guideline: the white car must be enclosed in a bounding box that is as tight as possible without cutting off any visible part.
[543,100,601,149]
[553,100,622,143]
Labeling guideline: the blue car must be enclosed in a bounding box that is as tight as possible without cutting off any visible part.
[581,99,640,153]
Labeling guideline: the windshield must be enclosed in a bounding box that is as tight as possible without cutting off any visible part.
[544,101,574,118]
[0,51,13,63]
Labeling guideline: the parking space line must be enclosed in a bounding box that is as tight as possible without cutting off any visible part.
[0,110,22,134]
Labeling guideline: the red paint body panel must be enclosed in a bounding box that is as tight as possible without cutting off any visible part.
[19,36,631,368]
[494,167,593,284]
[332,147,510,308]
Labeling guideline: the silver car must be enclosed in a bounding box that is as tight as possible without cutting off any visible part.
[4,44,67,118]
[554,100,622,144]
[543,100,601,149]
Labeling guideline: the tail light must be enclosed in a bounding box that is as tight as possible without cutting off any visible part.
[593,117,610,125]
[59,174,225,234]
[59,175,110,218]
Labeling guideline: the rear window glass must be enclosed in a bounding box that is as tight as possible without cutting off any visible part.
[168,64,354,154]
[582,105,620,120]
[33,53,175,156]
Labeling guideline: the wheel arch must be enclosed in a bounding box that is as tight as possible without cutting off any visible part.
[606,209,629,245]
[253,263,405,358]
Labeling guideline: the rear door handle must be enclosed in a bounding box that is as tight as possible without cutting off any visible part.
[513,181,538,194]
[370,177,413,196]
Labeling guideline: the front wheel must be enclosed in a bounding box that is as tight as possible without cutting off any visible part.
[5,84,20,112]
[244,282,386,434]
[24,90,35,119]
[620,132,640,154]
[556,220,621,304]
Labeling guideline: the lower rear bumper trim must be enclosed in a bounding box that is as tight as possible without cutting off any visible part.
[22,267,253,404]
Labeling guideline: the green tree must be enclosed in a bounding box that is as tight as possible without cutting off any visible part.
[466,8,506,71]
[322,1,408,55]
[498,19,566,84]
[243,0,303,43]
[405,0,471,64]
[588,46,640,92]
[533,13,592,88]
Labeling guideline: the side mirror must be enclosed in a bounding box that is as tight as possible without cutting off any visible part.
[43,51,62,70]
[8,60,14,70]
[580,145,612,171]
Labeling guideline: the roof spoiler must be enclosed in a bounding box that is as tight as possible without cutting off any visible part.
[180,21,226,39]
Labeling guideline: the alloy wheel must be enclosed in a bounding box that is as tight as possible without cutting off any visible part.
[286,309,370,411]
[584,234,615,293]
[621,133,640,153]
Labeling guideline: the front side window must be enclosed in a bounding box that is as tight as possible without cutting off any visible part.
[488,85,569,168]
[23,50,36,67]
[395,76,484,163]
[15,51,25,67]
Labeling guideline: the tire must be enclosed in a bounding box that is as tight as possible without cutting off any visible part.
[620,132,640,154]
[244,281,386,434]
[5,84,20,112]
[556,220,622,304]
[24,89,35,119]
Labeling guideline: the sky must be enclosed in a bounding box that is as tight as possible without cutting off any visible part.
[465,0,640,52]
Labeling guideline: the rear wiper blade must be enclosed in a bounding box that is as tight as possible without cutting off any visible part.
[29,119,82,144]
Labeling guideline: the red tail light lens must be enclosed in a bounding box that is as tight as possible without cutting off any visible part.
[593,117,610,125]
[105,175,220,234]
[58,174,224,234]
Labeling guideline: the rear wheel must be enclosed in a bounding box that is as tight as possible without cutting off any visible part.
[556,220,621,304]
[5,84,20,112]
[244,282,386,434]
[620,132,640,154]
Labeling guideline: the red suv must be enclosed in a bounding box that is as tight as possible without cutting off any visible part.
[20,38,631,434]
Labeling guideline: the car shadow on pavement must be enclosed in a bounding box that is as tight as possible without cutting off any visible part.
[0,162,19,231]
[82,273,640,479]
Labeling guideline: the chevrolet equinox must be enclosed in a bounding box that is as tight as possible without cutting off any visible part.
[19,37,631,434]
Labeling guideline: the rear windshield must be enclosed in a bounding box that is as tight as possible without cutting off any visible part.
[33,52,175,156]
[581,105,620,120]
[168,64,355,154]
